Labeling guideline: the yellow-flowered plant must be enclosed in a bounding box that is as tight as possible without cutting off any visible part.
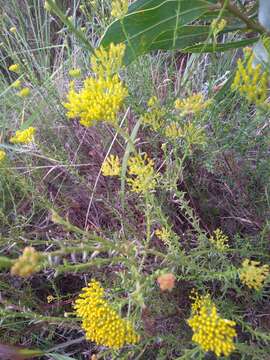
[211,18,227,36]
[10,26,17,33]
[239,259,269,290]
[9,63,20,73]
[231,48,269,107]
[164,122,183,139]
[11,79,21,89]
[111,0,128,18]
[101,154,121,176]
[155,226,174,246]
[74,279,139,349]
[175,93,212,116]
[182,122,206,148]
[10,127,36,144]
[64,43,128,127]
[0,150,6,162]
[141,96,167,131]
[11,247,41,277]
[17,87,30,98]
[69,68,81,78]
[187,292,236,357]
[91,43,126,79]
[209,228,229,251]
[127,153,158,194]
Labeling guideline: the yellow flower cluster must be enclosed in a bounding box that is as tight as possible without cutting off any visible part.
[127,153,158,194]
[0,150,6,162]
[209,228,229,252]
[91,43,126,79]
[64,43,128,127]
[9,63,20,73]
[188,293,236,357]
[155,226,173,246]
[175,93,212,116]
[11,79,21,89]
[101,154,121,176]
[10,127,36,144]
[69,68,81,78]
[141,107,166,132]
[74,279,139,349]
[10,27,17,33]
[111,0,128,18]
[231,49,269,106]
[11,247,41,277]
[165,121,206,148]
[17,87,31,98]
[239,259,269,290]
[211,18,227,35]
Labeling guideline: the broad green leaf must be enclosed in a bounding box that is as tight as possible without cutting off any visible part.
[101,0,214,64]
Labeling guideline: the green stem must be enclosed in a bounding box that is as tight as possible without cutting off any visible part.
[219,0,270,36]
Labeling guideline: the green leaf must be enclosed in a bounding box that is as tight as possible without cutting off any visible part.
[182,37,259,53]
[101,0,214,64]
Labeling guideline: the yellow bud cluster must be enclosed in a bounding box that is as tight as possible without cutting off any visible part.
[10,27,17,33]
[101,154,121,176]
[175,93,212,116]
[10,126,36,144]
[188,293,236,357]
[74,280,140,349]
[91,43,126,79]
[141,107,166,132]
[0,150,6,162]
[64,76,128,127]
[11,79,21,89]
[11,247,41,277]
[239,259,269,290]
[155,226,173,246]
[127,153,158,194]
[64,44,128,127]
[17,87,31,98]
[9,63,20,73]
[164,122,183,139]
[111,0,128,18]
[211,18,227,35]
[147,96,158,108]
[209,228,229,252]
[69,68,81,78]
[231,49,269,107]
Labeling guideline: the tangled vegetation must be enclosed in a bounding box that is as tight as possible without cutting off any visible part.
[0,0,270,359]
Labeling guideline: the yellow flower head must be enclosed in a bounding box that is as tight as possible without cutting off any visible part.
[239,259,269,290]
[17,87,30,98]
[69,68,81,78]
[9,27,17,33]
[64,76,128,127]
[188,292,236,357]
[164,122,183,139]
[209,228,229,252]
[141,107,166,132]
[11,247,41,277]
[147,96,159,108]
[101,154,121,176]
[0,150,6,162]
[11,79,21,89]
[74,280,139,349]
[211,18,227,35]
[155,227,173,246]
[64,44,128,127]
[10,126,36,144]
[127,153,158,194]
[175,93,212,116]
[111,0,128,18]
[9,63,20,73]
[231,48,269,107]
[91,43,126,79]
